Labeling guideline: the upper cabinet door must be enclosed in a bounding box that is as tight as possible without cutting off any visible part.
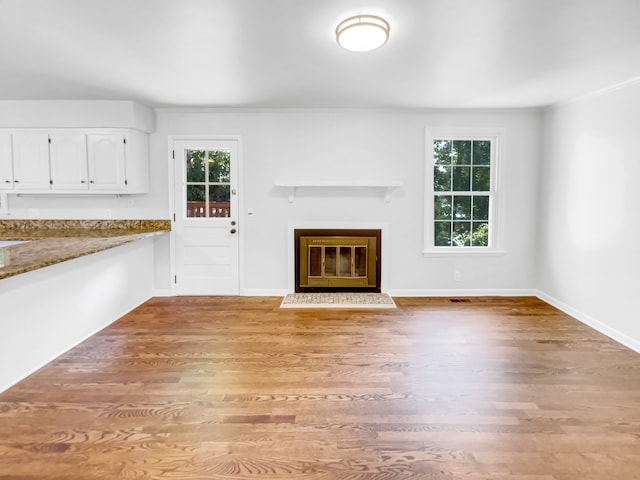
[0,133,13,191]
[49,134,88,190]
[12,133,51,190]
[87,134,126,191]
[122,131,149,194]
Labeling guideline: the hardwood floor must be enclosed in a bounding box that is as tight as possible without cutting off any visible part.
[1,296,640,479]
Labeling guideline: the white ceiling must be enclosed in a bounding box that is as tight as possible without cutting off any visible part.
[1,0,639,109]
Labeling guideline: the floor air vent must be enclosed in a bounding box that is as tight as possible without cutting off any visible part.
[449,298,471,303]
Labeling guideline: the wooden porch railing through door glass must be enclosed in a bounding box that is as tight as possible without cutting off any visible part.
[186,201,231,218]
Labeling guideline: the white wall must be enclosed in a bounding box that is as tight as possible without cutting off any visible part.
[155,108,541,295]
[0,103,541,294]
[538,80,640,351]
[0,100,155,131]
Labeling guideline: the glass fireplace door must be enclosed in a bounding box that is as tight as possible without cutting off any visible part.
[307,244,367,279]
[296,231,380,292]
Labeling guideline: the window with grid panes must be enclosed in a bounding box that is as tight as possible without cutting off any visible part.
[424,130,503,252]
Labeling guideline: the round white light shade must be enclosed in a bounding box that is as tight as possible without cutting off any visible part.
[336,15,390,52]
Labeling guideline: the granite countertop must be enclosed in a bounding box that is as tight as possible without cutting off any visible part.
[0,220,171,280]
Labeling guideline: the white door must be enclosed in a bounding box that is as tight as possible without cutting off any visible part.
[173,139,239,295]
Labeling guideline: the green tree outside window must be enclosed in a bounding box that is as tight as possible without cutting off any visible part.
[433,139,491,247]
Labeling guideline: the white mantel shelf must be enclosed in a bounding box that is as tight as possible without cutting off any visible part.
[275,180,403,203]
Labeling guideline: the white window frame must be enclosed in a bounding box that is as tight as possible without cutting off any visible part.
[423,127,505,256]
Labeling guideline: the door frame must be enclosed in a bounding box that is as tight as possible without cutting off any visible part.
[168,134,244,295]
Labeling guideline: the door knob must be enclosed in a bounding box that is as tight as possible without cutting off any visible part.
[230,228,237,234]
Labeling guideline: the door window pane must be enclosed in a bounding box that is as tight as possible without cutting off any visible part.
[186,150,206,182]
[209,185,231,218]
[208,150,230,183]
[209,185,230,202]
[186,186,206,217]
[183,148,232,219]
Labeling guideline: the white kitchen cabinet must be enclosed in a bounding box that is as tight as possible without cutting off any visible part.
[49,133,89,191]
[0,134,13,191]
[122,130,149,194]
[12,133,51,191]
[86,132,148,193]
[1,129,149,195]
[87,133,126,191]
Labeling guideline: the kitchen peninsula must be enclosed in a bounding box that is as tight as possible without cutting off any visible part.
[0,219,170,392]
[0,219,170,278]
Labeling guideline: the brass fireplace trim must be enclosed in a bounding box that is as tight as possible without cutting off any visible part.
[295,229,381,293]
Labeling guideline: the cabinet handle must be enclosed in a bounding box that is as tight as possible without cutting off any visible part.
[13,180,19,183]
[81,180,86,184]
[89,180,94,183]
[230,228,237,234]
[4,180,10,184]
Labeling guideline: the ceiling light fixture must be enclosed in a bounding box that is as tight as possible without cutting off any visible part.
[336,14,390,52]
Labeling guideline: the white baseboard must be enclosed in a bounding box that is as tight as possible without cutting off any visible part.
[151,288,548,300]
[153,288,291,297]
[152,288,175,297]
[387,288,538,297]
[151,288,288,297]
[535,290,640,354]
[241,288,289,296]
[150,288,538,298]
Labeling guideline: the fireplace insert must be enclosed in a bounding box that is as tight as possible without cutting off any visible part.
[294,229,381,293]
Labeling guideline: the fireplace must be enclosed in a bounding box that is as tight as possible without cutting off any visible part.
[295,229,381,293]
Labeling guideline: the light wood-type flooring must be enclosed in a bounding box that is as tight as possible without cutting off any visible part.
[1,296,640,479]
